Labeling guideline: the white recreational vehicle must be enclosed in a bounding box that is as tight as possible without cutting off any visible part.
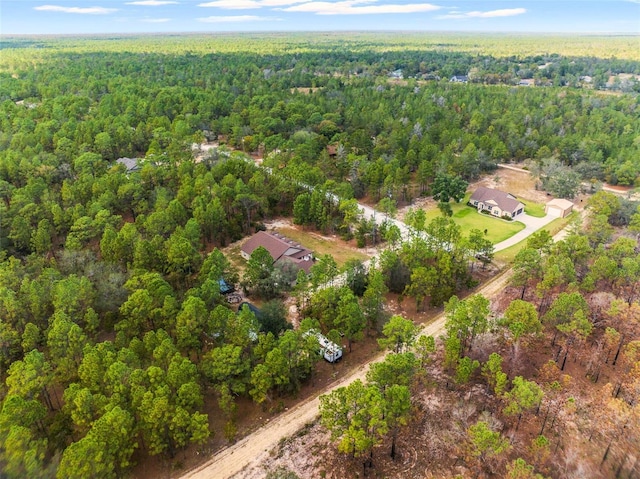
[304,330,343,363]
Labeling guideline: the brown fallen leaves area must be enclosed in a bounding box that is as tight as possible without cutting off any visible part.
[238,284,640,479]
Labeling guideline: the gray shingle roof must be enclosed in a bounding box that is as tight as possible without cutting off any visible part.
[470,186,523,214]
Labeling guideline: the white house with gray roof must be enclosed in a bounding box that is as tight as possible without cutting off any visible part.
[469,186,525,218]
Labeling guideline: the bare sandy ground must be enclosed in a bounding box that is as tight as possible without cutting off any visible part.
[180,269,515,479]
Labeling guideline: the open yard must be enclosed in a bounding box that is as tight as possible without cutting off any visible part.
[424,195,526,244]
[519,198,546,217]
[470,166,548,217]
[472,165,549,203]
[223,219,370,272]
[277,226,369,266]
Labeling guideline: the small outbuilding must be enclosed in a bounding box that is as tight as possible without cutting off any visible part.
[545,198,574,218]
[218,278,235,295]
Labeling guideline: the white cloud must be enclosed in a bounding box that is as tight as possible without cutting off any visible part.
[439,8,526,20]
[260,0,310,5]
[198,0,307,7]
[197,15,280,22]
[34,5,117,14]
[281,1,440,15]
[198,0,261,8]
[141,17,172,22]
[126,1,179,5]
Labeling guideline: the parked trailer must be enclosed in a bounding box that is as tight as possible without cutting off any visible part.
[304,330,343,363]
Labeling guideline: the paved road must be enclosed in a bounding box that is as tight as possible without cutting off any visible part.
[242,153,553,253]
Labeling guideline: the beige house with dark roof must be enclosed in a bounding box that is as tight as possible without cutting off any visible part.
[469,186,525,218]
[241,231,314,273]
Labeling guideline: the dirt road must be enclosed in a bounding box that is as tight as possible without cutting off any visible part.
[181,268,515,479]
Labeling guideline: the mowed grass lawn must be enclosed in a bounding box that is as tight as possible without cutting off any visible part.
[424,199,525,244]
[520,199,546,218]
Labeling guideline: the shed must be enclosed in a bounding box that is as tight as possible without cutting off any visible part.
[545,198,574,218]
[218,278,234,295]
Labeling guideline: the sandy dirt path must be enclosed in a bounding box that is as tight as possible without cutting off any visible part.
[180,169,573,479]
[181,268,515,479]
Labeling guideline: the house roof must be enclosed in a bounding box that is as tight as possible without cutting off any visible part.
[218,278,234,295]
[546,198,574,210]
[470,186,524,213]
[281,256,314,274]
[241,231,314,272]
[116,157,140,172]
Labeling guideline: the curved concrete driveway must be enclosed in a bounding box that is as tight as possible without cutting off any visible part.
[494,212,557,251]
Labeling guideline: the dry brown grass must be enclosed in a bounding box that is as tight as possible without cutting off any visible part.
[470,166,548,204]
[277,226,369,266]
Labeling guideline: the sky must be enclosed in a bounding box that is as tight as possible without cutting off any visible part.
[1,0,639,35]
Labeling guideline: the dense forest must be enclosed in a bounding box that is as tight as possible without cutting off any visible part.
[0,33,639,478]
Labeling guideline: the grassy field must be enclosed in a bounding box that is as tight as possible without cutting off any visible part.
[494,213,576,264]
[277,227,369,267]
[424,198,525,244]
[521,199,546,218]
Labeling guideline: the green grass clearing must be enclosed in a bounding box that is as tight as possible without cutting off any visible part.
[494,213,576,264]
[521,199,546,218]
[424,198,525,244]
[277,227,369,267]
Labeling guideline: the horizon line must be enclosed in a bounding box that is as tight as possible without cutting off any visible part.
[3,30,640,38]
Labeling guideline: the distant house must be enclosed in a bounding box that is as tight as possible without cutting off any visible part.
[388,69,403,79]
[241,231,314,273]
[116,157,141,173]
[469,186,525,218]
[450,75,468,83]
[545,198,574,218]
[518,79,535,87]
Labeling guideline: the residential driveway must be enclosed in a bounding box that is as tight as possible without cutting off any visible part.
[359,199,554,253]
[493,212,556,252]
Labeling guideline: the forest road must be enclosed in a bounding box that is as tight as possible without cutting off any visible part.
[180,267,516,479]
